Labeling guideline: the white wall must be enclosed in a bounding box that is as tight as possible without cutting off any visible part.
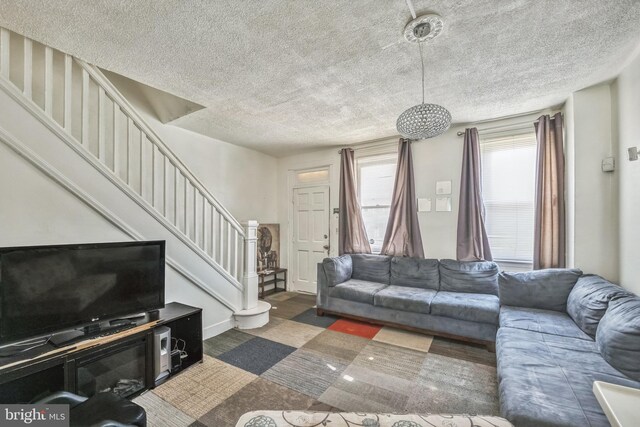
[564,84,619,281]
[614,49,640,294]
[0,141,130,246]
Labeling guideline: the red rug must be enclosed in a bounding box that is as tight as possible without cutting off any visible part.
[327,319,381,339]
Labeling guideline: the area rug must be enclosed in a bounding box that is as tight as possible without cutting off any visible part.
[134,292,501,426]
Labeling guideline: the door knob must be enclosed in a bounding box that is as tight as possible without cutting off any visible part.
[369,239,375,244]
[324,234,328,239]
[323,245,330,250]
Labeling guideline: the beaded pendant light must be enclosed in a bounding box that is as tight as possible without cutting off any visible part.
[396,14,451,140]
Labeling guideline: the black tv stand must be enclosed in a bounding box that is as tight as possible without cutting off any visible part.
[0,302,203,404]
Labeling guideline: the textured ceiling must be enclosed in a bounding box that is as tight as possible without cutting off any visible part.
[1,1,640,156]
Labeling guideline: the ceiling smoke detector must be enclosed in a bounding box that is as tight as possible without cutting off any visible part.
[403,14,444,43]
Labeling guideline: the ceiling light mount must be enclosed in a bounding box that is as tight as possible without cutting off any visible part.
[403,14,444,43]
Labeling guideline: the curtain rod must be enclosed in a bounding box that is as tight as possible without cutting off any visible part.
[456,112,563,136]
[338,138,398,154]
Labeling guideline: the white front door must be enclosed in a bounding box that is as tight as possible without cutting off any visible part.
[292,185,330,294]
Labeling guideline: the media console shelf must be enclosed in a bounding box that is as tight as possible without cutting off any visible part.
[0,302,202,404]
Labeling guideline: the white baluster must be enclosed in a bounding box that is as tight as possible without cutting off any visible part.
[218,211,224,265]
[98,87,106,162]
[126,117,133,184]
[242,221,259,310]
[151,145,156,209]
[162,155,168,216]
[44,47,53,116]
[202,197,207,252]
[81,68,90,145]
[174,167,179,227]
[113,103,120,175]
[23,38,32,99]
[64,55,72,131]
[139,131,144,196]
[183,178,188,236]
[233,228,239,280]
[193,189,198,244]
[211,210,218,261]
[1,28,10,79]
[227,221,232,273]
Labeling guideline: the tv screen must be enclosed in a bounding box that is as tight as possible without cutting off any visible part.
[0,241,165,344]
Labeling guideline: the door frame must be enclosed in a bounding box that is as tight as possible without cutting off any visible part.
[287,165,332,294]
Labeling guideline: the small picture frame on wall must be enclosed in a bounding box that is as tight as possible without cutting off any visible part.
[435,197,452,212]
[436,180,452,195]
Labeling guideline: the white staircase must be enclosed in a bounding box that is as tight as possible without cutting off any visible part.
[0,27,269,335]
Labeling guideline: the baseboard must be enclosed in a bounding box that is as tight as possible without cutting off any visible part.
[202,317,234,340]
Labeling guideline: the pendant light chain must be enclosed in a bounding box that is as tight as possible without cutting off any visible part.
[418,42,425,104]
[396,14,451,139]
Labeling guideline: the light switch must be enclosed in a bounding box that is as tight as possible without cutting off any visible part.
[602,157,615,172]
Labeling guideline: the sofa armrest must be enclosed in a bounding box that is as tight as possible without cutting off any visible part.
[322,255,353,286]
[499,269,582,312]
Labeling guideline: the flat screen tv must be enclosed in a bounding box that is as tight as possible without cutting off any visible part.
[0,241,165,344]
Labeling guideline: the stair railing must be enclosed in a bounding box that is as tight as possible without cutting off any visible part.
[0,27,247,289]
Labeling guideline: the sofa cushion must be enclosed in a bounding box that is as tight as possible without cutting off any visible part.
[329,279,387,305]
[322,255,352,287]
[373,285,437,314]
[438,259,499,295]
[500,306,591,340]
[497,327,629,380]
[390,257,439,290]
[430,291,499,324]
[350,254,391,284]
[567,274,629,338]
[498,269,582,312]
[596,294,640,382]
[497,327,640,427]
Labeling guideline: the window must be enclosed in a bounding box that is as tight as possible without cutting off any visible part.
[481,132,537,270]
[357,155,397,254]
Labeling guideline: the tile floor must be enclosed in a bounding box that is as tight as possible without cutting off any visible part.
[134,292,499,427]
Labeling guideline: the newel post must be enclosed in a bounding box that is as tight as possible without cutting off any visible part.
[242,220,259,310]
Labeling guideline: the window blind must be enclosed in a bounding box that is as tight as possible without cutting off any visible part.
[480,132,537,265]
[357,155,397,254]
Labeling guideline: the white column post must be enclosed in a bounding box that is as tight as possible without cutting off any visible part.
[242,220,259,310]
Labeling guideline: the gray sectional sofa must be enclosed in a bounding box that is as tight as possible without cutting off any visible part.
[317,253,640,427]
[317,254,501,349]
[497,271,640,427]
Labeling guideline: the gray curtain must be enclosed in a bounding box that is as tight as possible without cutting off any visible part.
[380,139,424,258]
[339,148,371,255]
[457,128,493,261]
[534,113,566,269]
